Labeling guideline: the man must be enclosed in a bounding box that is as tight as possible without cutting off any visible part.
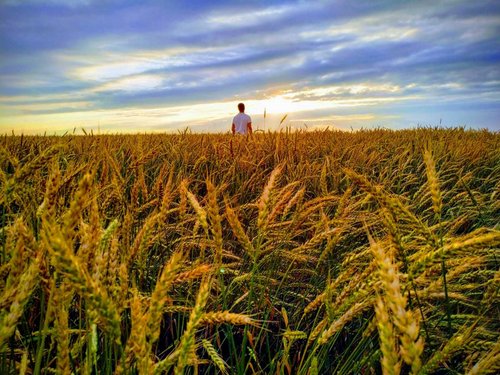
[232,103,252,135]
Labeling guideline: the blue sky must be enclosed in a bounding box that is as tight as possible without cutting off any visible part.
[0,0,499,134]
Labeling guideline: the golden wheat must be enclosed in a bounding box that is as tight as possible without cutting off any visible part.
[0,128,498,374]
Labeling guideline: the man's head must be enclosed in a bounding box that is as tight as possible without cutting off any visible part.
[238,103,245,113]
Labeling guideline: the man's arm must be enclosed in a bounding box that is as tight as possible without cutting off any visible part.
[247,122,252,135]
[232,123,235,135]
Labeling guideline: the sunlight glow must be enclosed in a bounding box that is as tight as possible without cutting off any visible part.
[1,91,415,135]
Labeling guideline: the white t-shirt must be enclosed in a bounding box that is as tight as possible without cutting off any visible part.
[233,113,252,134]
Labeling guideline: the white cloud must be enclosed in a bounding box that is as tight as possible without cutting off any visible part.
[4,0,92,6]
[93,74,164,92]
[206,4,293,27]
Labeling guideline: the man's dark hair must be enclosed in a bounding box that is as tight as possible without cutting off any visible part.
[238,103,245,112]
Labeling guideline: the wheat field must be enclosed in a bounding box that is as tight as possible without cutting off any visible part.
[0,127,499,374]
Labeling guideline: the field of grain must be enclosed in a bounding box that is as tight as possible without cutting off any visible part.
[0,128,499,374]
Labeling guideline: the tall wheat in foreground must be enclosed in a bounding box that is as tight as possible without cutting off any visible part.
[0,127,498,374]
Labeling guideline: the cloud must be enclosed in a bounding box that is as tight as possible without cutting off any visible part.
[0,0,499,133]
[92,74,165,92]
[3,0,93,6]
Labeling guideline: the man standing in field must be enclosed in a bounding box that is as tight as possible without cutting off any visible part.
[232,103,252,135]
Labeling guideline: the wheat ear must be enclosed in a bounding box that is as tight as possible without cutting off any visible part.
[207,180,223,267]
[257,165,282,232]
[0,258,39,350]
[173,276,212,374]
[374,296,401,375]
[225,198,256,258]
[371,238,423,374]
[202,339,228,374]
[147,251,184,343]
[423,147,442,217]
[199,311,257,326]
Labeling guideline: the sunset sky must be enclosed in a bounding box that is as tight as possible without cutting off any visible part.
[1,0,499,134]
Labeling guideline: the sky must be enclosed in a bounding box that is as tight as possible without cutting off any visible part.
[0,0,499,134]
